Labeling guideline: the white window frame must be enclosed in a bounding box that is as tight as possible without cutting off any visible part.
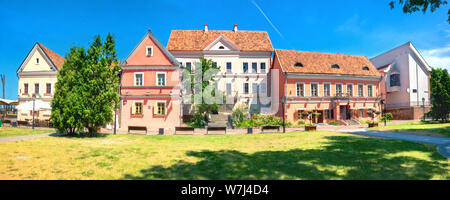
[358,83,364,97]
[335,83,343,96]
[367,84,374,97]
[156,72,167,86]
[347,83,354,97]
[260,62,266,73]
[134,72,144,86]
[323,82,331,97]
[146,46,153,57]
[296,82,305,97]
[310,82,319,97]
[36,58,40,65]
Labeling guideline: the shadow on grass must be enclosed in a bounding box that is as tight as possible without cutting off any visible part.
[53,133,110,138]
[122,135,449,180]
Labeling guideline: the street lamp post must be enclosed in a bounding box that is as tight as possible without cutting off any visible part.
[32,94,36,130]
[381,99,386,126]
[281,96,286,133]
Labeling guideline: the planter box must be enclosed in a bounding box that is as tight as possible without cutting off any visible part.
[368,123,379,128]
[247,127,253,134]
[305,126,317,131]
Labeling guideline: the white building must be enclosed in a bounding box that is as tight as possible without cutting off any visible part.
[370,42,431,120]
[167,24,274,114]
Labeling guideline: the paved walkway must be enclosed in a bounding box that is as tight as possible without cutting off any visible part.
[347,129,450,158]
[0,133,58,143]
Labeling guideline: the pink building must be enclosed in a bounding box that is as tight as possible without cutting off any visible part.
[119,30,182,133]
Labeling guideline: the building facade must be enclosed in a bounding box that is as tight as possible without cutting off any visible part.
[272,49,382,124]
[119,30,182,132]
[167,24,274,115]
[16,42,65,122]
[370,42,431,120]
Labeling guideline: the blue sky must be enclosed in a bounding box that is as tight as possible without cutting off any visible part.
[0,0,449,100]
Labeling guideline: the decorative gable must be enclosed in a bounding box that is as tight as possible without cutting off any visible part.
[203,35,240,51]
[123,30,180,67]
[17,43,62,75]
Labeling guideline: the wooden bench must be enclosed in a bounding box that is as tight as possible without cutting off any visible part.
[175,127,195,135]
[2,119,11,125]
[206,126,227,135]
[261,125,280,133]
[128,126,147,134]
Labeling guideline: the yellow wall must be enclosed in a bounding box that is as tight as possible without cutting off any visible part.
[22,49,54,72]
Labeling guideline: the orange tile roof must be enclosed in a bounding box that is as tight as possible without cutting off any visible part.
[38,42,65,70]
[167,30,273,52]
[275,49,381,77]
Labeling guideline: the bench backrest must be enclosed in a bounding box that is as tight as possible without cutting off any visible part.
[262,126,280,129]
[207,127,227,130]
[128,126,147,130]
[176,127,194,131]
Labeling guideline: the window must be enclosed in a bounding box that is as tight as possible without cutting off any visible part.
[294,62,303,67]
[296,83,304,97]
[325,109,334,119]
[412,89,417,93]
[243,62,248,73]
[24,84,28,94]
[226,83,232,95]
[186,62,192,72]
[36,58,39,64]
[390,74,400,87]
[157,102,165,115]
[46,83,51,94]
[362,66,369,71]
[135,74,143,86]
[244,83,249,94]
[252,63,257,73]
[358,85,364,97]
[146,46,153,56]
[135,102,143,115]
[226,62,232,73]
[219,46,225,49]
[260,83,267,94]
[323,83,330,97]
[297,110,306,120]
[35,84,39,95]
[252,83,258,94]
[359,109,365,118]
[311,83,318,97]
[157,73,166,86]
[213,62,218,68]
[331,64,340,69]
[260,63,266,73]
[336,84,342,96]
[368,85,373,97]
[347,84,353,97]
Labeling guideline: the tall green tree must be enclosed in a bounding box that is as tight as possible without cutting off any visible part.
[389,0,449,23]
[429,68,450,122]
[51,34,120,136]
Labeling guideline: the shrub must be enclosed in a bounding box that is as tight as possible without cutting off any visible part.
[328,121,342,126]
[381,113,393,122]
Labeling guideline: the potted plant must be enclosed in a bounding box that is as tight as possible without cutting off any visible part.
[303,111,317,131]
[367,109,380,127]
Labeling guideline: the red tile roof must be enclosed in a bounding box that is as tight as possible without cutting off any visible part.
[275,49,381,77]
[38,42,65,70]
[167,30,273,52]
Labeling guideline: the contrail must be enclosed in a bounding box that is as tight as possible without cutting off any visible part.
[250,0,285,39]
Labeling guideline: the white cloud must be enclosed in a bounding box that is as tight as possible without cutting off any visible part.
[420,45,450,70]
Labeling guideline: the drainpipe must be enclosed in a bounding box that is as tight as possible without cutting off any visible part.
[282,72,287,133]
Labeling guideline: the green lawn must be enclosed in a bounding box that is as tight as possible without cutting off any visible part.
[369,121,450,137]
[0,127,54,137]
[0,131,448,180]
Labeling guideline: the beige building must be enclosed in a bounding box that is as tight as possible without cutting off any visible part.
[16,42,65,122]
[167,24,274,115]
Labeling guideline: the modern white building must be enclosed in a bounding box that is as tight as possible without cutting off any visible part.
[370,42,431,120]
[167,25,274,115]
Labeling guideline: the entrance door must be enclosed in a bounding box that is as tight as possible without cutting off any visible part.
[340,106,347,120]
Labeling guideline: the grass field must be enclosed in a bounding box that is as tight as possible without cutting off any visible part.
[0,131,448,180]
[0,127,54,137]
[369,121,450,137]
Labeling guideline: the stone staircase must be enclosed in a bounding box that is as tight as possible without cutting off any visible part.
[344,120,360,126]
[208,114,232,128]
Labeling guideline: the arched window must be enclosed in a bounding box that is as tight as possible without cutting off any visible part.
[331,64,340,69]
[294,62,303,67]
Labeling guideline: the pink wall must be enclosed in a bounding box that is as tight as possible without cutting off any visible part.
[125,35,173,66]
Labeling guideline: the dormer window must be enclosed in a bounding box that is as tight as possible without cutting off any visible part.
[219,46,225,49]
[362,66,369,71]
[36,58,40,64]
[331,64,340,69]
[146,46,153,57]
[294,62,303,67]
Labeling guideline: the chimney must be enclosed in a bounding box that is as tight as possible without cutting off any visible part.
[204,24,208,32]
[233,24,238,32]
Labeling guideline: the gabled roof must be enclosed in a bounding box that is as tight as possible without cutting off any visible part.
[167,30,273,52]
[371,42,431,72]
[275,49,381,77]
[16,42,65,75]
[122,29,180,66]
